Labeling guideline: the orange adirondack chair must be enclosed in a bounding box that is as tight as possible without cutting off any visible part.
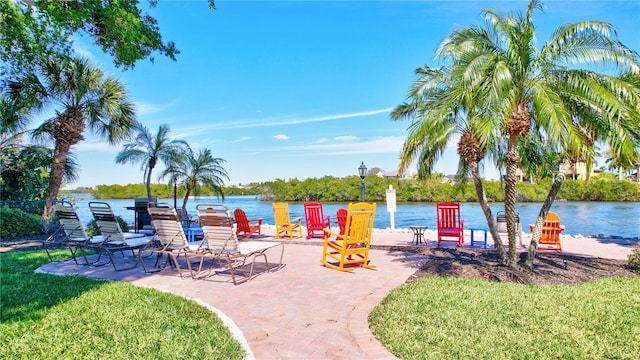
[234,208,262,239]
[303,202,331,239]
[530,211,564,251]
[436,202,465,246]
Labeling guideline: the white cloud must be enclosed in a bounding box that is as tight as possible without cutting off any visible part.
[73,141,121,153]
[175,107,394,134]
[232,137,250,143]
[272,135,405,156]
[72,42,96,62]
[273,134,290,140]
[134,100,179,117]
[334,135,357,141]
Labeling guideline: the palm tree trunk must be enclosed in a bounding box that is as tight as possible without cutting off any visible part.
[470,162,508,264]
[525,169,566,267]
[504,134,519,267]
[145,164,154,199]
[43,141,71,220]
[181,186,192,222]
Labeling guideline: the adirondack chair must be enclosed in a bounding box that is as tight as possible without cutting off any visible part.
[321,202,377,271]
[303,202,331,239]
[272,202,303,239]
[335,208,348,237]
[234,208,262,239]
[436,202,465,246]
[530,211,564,252]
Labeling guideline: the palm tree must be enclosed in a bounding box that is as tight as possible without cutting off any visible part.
[115,123,187,199]
[391,65,509,264]
[160,146,228,220]
[437,0,640,266]
[6,57,136,219]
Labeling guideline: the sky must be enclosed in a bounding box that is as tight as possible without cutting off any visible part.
[64,0,640,188]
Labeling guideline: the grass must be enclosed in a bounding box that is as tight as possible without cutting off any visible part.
[0,250,245,359]
[369,276,640,360]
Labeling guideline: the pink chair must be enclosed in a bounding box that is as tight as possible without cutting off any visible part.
[436,202,464,246]
[303,202,331,239]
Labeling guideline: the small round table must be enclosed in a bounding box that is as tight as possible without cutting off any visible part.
[409,226,428,245]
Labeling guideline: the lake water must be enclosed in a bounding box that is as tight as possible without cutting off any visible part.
[65,194,640,239]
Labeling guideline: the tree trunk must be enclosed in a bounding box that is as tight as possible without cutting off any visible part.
[470,162,508,264]
[181,184,193,221]
[145,163,154,199]
[525,170,566,267]
[43,141,71,220]
[504,134,520,267]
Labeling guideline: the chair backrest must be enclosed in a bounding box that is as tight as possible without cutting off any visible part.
[436,202,463,229]
[343,203,376,245]
[54,200,90,240]
[147,202,189,248]
[336,208,348,235]
[304,202,325,226]
[89,201,127,242]
[272,202,292,225]
[545,212,561,226]
[197,204,239,252]
[233,208,251,232]
[496,210,521,233]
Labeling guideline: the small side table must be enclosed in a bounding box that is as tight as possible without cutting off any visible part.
[186,226,203,242]
[409,226,428,245]
[469,228,488,248]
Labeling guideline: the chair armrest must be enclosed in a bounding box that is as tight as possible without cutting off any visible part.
[293,217,302,224]
[323,228,341,240]
[248,218,263,225]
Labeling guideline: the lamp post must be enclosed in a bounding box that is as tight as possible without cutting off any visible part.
[358,162,367,202]
[173,181,177,209]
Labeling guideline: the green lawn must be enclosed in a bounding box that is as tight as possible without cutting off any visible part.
[0,250,245,359]
[370,276,640,359]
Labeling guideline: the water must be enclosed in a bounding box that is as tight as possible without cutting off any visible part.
[65,194,640,239]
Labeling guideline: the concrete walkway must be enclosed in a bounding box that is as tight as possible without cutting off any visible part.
[35,227,637,359]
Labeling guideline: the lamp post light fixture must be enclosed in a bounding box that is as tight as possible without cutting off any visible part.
[358,162,367,202]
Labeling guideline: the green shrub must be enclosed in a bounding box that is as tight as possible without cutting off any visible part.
[629,245,640,272]
[85,216,129,237]
[0,206,45,237]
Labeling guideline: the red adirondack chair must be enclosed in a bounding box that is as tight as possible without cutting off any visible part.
[336,208,348,237]
[233,208,262,239]
[436,202,465,246]
[304,202,331,239]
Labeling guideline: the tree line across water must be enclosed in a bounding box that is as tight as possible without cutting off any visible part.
[65,173,640,203]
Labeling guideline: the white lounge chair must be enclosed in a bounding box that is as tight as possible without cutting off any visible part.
[193,204,284,285]
[89,201,154,271]
[141,202,204,278]
[46,200,104,265]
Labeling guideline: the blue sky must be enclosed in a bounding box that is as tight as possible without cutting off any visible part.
[67,0,640,188]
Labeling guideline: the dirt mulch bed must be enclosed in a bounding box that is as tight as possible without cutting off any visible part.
[400,246,639,285]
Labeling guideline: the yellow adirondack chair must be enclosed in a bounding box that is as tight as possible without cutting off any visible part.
[272,202,303,239]
[321,202,376,271]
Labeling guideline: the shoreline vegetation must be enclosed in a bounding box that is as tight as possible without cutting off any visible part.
[63,174,640,203]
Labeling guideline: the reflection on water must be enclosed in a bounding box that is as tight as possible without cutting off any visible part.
[66,195,640,239]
